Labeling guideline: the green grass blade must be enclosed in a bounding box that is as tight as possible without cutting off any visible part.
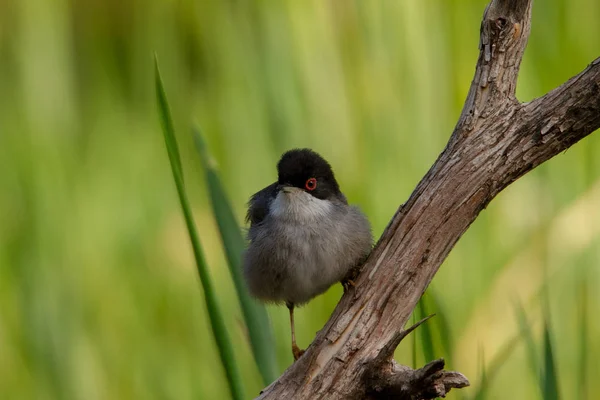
[428,290,453,365]
[513,300,539,379]
[192,127,278,384]
[418,294,435,363]
[474,344,487,400]
[154,55,245,400]
[578,277,588,400]
[542,318,559,400]
[411,312,418,369]
[472,333,522,400]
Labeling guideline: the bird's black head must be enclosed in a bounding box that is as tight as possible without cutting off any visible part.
[277,149,344,201]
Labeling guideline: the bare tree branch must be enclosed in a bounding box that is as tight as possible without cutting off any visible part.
[365,359,469,400]
[257,0,600,398]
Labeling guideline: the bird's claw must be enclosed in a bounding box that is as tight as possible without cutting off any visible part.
[292,344,305,361]
[342,278,356,293]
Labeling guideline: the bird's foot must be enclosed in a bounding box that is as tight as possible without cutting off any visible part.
[341,265,361,293]
[341,278,356,293]
[292,344,305,361]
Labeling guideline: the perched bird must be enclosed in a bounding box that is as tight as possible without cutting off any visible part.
[243,148,372,360]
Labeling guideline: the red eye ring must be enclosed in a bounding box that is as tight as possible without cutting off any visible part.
[305,177,317,191]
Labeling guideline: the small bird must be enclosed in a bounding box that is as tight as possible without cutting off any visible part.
[243,148,372,360]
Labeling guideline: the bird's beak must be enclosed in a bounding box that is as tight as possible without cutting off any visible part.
[281,186,301,194]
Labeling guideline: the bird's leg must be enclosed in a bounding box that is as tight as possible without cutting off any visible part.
[286,302,305,360]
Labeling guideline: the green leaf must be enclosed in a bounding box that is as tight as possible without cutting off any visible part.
[474,344,487,400]
[542,318,559,400]
[540,279,560,400]
[472,333,521,400]
[154,55,244,400]
[418,294,435,363]
[411,312,418,369]
[428,290,453,365]
[513,300,539,379]
[193,127,278,384]
[578,277,588,400]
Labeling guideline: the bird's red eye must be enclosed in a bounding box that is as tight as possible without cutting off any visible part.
[305,178,317,191]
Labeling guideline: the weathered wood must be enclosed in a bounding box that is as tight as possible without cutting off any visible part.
[365,359,469,400]
[257,0,600,398]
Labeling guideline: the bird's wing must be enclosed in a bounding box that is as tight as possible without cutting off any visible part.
[246,182,278,226]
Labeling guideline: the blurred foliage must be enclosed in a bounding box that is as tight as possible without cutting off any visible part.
[0,0,599,399]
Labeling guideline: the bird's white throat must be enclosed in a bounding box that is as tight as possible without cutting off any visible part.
[269,188,333,222]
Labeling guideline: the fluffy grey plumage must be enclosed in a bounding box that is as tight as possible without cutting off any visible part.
[243,149,372,306]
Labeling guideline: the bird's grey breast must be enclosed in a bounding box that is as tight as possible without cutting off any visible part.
[244,187,372,305]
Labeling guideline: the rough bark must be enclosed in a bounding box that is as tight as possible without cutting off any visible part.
[258,0,600,398]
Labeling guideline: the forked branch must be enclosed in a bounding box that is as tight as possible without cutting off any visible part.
[257,0,600,398]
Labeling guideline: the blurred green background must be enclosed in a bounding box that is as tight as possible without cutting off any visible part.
[1,0,599,399]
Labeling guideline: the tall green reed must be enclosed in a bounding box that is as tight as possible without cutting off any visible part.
[155,56,244,400]
[193,128,278,384]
